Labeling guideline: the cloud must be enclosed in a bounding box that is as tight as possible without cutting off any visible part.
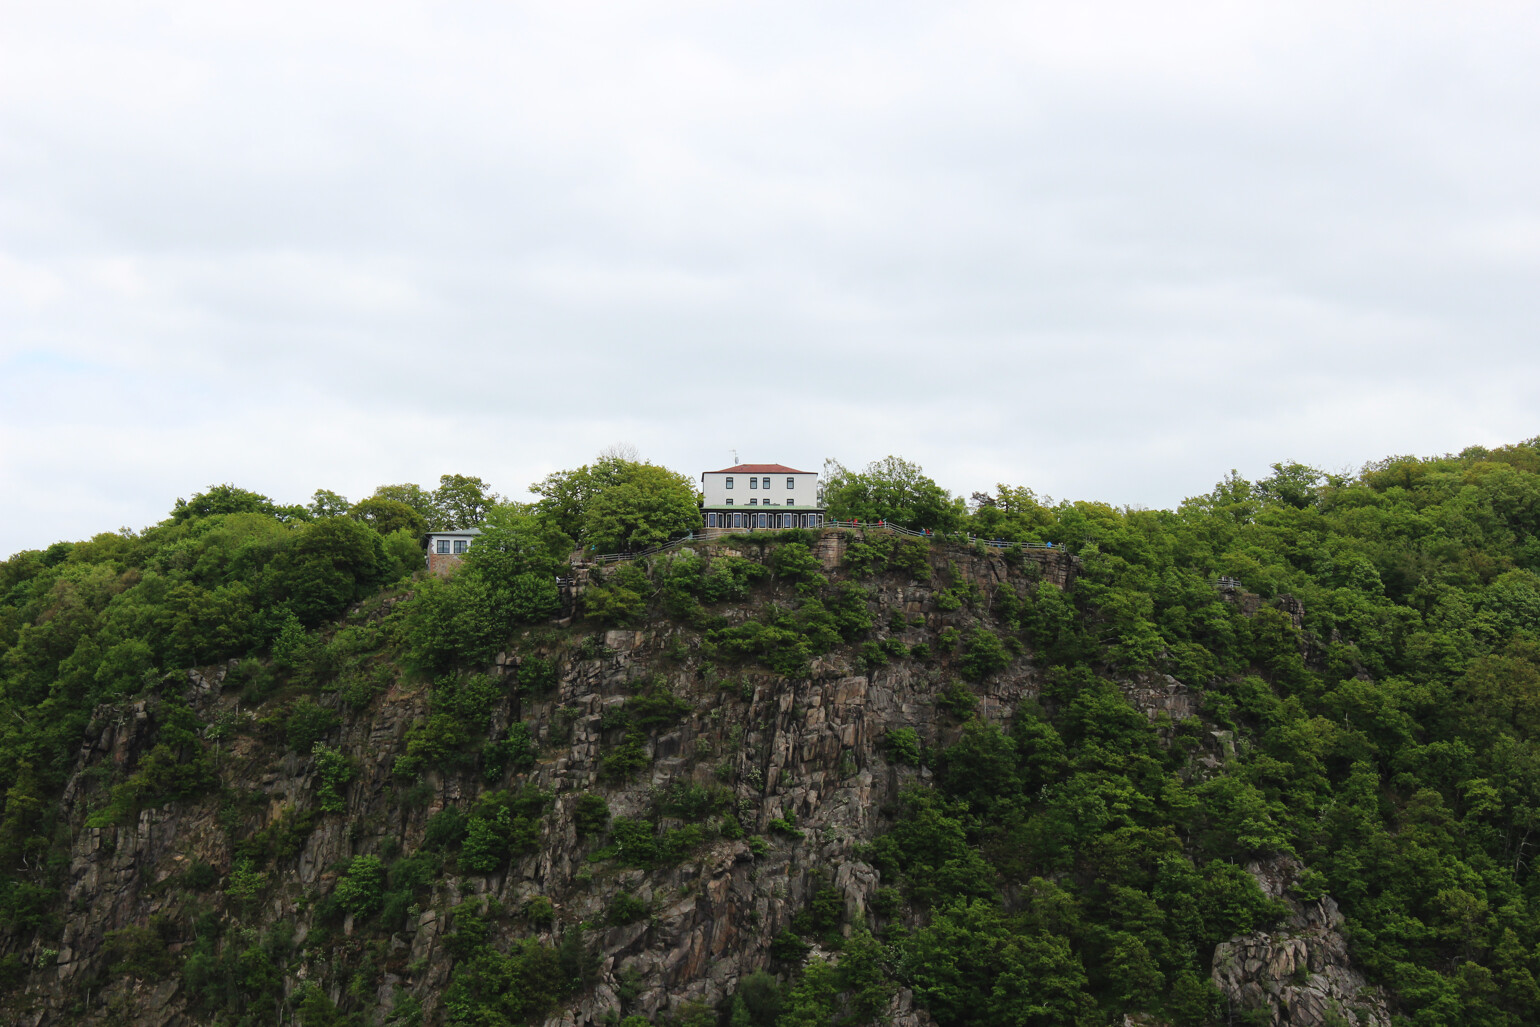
[3,1,1539,555]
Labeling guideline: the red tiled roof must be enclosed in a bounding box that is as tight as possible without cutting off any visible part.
[707,463,811,475]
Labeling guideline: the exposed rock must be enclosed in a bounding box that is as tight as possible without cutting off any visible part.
[1212,856,1391,1027]
[0,534,1091,1027]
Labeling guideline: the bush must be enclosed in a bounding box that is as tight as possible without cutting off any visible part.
[459,787,551,874]
[934,682,979,719]
[482,722,537,781]
[334,854,387,917]
[573,793,611,837]
[608,892,648,926]
[883,727,923,766]
[284,698,339,751]
[424,806,468,851]
[958,628,1011,681]
[311,743,355,813]
[526,895,556,927]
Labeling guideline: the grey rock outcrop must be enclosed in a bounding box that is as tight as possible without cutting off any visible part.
[1212,856,1391,1027]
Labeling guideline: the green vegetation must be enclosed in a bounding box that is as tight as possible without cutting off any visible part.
[11,442,1540,1025]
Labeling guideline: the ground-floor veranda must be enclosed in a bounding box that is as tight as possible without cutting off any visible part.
[703,508,826,530]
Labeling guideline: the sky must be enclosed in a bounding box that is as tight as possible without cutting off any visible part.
[3,1,1538,557]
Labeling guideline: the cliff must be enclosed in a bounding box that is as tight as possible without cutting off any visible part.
[0,530,1368,1027]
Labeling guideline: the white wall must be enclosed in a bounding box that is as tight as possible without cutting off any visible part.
[702,471,818,507]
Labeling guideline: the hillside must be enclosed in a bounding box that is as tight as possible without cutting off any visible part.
[5,444,1540,1026]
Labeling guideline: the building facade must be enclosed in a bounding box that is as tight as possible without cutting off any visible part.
[700,463,825,530]
[425,527,482,574]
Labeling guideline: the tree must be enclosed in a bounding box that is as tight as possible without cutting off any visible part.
[970,484,1056,541]
[262,517,389,625]
[369,483,438,523]
[532,456,699,552]
[434,474,497,529]
[167,484,277,524]
[530,460,630,542]
[822,456,962,532]
[582,463,700,552]
[307,489,350,519]
[349,497,429,538]
[1256,462,1323,509]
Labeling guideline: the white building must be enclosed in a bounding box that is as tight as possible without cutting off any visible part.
[700,463,825,530]
[425,527,482,573]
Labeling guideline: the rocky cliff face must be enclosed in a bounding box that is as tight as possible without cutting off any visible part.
[1211,857,1391,1027]
[5,532,1374,1027]
[3,535,1077,1026]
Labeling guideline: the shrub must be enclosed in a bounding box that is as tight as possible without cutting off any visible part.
[602,736,651,780]
[393,713,468,779]
[525,895,556,927]
[516,655,558,693]
[459,787,550,874]
[959,628,1011,681]
[935,682,979,720]
[103,919,176,979]
[311,743,355,813]
[334,854,387,917]
[883,728,923,766]
[284,698,339,751]
[424,806,469,850]
[573,794,611,837]
[608,892,648,926]
[482,722,537,781]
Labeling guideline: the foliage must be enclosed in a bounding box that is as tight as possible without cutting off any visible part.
[822,456,964,532]
[573,793,611,837]
[532,455,700,553]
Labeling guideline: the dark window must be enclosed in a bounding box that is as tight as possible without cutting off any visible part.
[750,498,758,505]
[436,539,451,554]
[726,477,734,489]
[707,513,717,527]
[726,499,733,506]
[787,477,795,489]
[453,539,468,554]
[749,477,758,489]
[733,513,743,528]
[758,513,767,528]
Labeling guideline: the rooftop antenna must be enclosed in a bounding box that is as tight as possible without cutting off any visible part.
[731,449,739,465]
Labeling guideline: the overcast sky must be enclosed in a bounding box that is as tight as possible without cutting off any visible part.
[3,1,1537,556]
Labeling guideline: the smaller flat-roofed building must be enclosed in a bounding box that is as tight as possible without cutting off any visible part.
[425,527,482,574]
[701,463,825,531]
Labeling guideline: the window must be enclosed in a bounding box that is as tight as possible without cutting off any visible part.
[787,477,795,490]
[749,477,757,489]
[707,513,717,527]
[436,539,451,554]
[758,513,767,528]
[733,513,743,528]
[761,477,771,488]
[750,498,758,505]
[453,539,469,554]
[725,498,732,506]
[726,477,734,489]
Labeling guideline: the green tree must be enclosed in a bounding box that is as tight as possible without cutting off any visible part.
[168,484,278,524]
[434,474,497,530]
[307,489,351,519]
[533,455,700,551]
[369,483,438,523]
[349,497,429,538]
[822,456,962,532]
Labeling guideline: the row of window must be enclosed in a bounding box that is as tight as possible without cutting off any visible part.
[707,512,822,528]
[434,539,471,555]
[723,498,800,506]
[726,476,795,490]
